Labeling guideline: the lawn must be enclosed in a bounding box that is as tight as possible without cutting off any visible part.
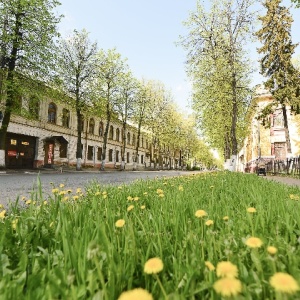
[0,171,299,299]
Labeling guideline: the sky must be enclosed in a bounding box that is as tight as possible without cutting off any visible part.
[56,0,300,112]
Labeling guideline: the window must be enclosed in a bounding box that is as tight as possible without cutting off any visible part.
[141,137,144,148]
[109,125,114,140]
[127,152,130,163]
[141,155,144,164]
[60,144,67,158]
[99,122,104,136]
[62,108,70,128]
[109,149,113,162]
[116,128,120,141]
[29,97,39,119]
[97,147,102,160]
[87,146,93,160]
[127,132,130,145]
[116,150,119,162]
[89,118,95,134]
[48,102,57,123]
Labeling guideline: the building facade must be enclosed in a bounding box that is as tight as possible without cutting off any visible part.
[237,85,300,173]
[1,97,185,170]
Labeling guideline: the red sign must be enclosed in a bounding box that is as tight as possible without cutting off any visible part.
[48,144,53,164]
[8,150,17,157]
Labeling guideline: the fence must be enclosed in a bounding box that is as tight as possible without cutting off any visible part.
[265,157,300,176]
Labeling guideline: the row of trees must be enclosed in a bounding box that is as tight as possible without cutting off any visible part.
[182,0,300,167]
[0,0,217,170]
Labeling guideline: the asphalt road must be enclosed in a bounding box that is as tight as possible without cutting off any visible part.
[0,170,194,207]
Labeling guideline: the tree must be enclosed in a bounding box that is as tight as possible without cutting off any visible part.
[92,48,127,171]
[0,0,61,168]
[113,71,138,170]
[256,0,300,155]
[56,29,97,170]
[181,0,254,169]
[291,0,300,8]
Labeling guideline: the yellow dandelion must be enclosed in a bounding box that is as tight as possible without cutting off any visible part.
[118,186,123,190]
[0,204,3,209]
[103,194,107,199]
[52,188,59,194]
[205,220,214,226]
[163,182,167,185]
[72,195,79,200]
[158,193,164,198]
[11,219,18,230]
[59,191,67,195]
[21,196,26,201]
[95,191,101,196]
[178,185,184,191]
[134,197,139,201]
[144,257,164,274]
[127,196,133,201]
[76,188,82,194]
[0,210,6,219]
[67,189,72,194]
[156,189,164,194]
[245,237,263,248]
[289,194,299,200]
[143,192,148,195]
[216,261,239,278]
[118,288,153,300]
[267,246,278,255]
[210,185,214,189]
[43,200,48,205]
[223,216,229,221]
[62,196,69,202]
[25,200,32,205]
[140,205,146,209]
[102,191,107,195]
[247,207,256,213]
[195,210,207,218]
[205,261,215,271]
[127,205,134,212]
[270,272,299,294]
[115,219,125,228]
[213,277,242,297]
[32,201,36,205]
[59,183,65,188]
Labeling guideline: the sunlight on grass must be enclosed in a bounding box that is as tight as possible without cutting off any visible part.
[0,172,299,299]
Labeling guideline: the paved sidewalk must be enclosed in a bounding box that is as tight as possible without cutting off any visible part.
[264,175,300,187]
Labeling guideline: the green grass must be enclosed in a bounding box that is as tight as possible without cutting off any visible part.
[0,172,300,299]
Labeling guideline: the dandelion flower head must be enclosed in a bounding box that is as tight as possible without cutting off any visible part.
[270,272,299,294]
[213,277,242,297]
[245,237,263,248]
[205,220,214,226]
[205,261,215,271]
[267,246,278,255]
[144,257,164,274]
[115,219,125,228]
[247,207,256,213]
[118,288,153,300]
[127,205,134,212]
[195,210,207,218]
[216,261,239,278]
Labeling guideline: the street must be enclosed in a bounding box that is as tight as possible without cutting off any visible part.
[0,170,193,207]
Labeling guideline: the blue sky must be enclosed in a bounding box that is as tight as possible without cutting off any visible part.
[57,0,300,112]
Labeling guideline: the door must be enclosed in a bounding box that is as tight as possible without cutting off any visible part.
[44,142,54,165]
[274,142,286,160]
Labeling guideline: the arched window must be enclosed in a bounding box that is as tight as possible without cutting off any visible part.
[127,152,130,163]
[29,97,39,119]
[89,118,95,134]
[116,128,120,142]
[62,108,70,128]
[127,132,130,145]
[109,149,113,162]
[99,122,104,136]
[48,102,57,123]
[109,125,114,140]
[116,150,119,162]
[132,134,136,146]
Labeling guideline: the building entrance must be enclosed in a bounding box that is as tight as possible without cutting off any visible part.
[6,133,36,169]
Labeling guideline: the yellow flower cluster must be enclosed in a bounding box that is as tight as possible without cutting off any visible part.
[245,237,263,248]
[195,210,207,218]
[270,272,299,294]
[144,257,164,274]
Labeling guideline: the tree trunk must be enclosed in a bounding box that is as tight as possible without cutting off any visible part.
[133,120,142,171]
[76,108,82,170]
[282,104,292,154]
[120,121,127,171]
[101,102,111,171]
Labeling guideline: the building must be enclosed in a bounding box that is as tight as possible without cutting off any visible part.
[1,96,186,170]
[237,85,300,173]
